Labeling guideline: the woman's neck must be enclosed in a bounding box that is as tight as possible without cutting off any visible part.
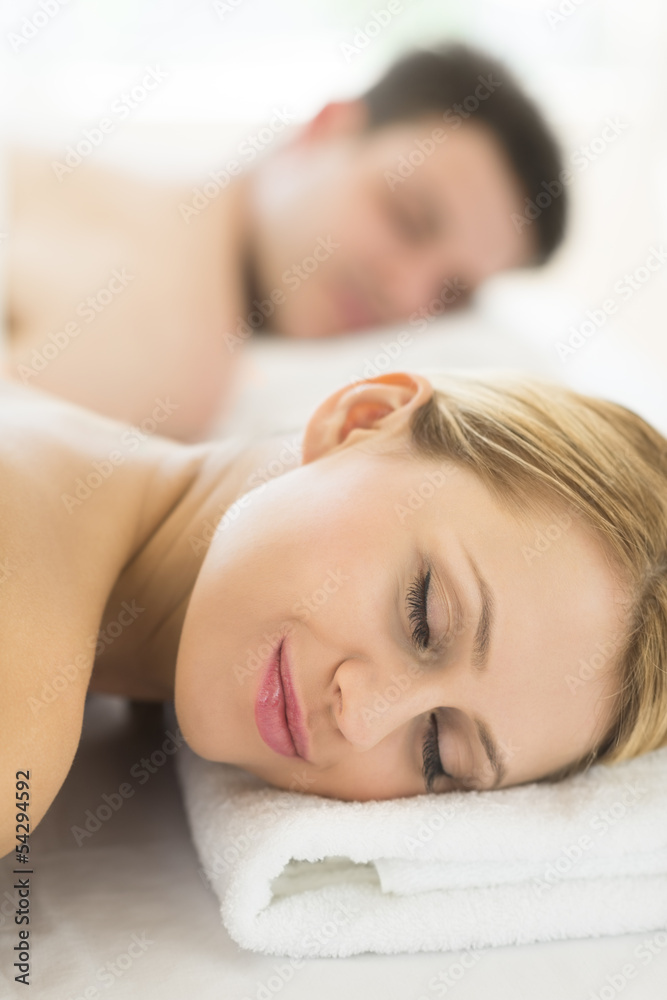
[90,429,303,701]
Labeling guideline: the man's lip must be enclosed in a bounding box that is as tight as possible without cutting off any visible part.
[333,278,380,330]
[254,635,311,762]
[279,636,311,763]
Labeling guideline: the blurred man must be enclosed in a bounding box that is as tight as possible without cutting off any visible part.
[5,44,566,440]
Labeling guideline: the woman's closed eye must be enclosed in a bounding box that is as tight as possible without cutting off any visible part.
[406,567,431,651]
[406,568,467,791]
[422,711,455,791]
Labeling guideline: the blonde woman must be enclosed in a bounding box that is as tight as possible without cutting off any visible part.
[1,367,665,857]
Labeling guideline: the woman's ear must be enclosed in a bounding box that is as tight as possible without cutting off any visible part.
[301,372,434,464]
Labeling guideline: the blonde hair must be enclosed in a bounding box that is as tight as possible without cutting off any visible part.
[407,369,667,782]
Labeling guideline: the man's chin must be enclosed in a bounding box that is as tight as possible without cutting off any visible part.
[270,319,336,340]
[275,316,380,340]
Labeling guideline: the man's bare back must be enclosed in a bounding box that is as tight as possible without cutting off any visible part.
[6,149,251,440]
[3,47,564,442]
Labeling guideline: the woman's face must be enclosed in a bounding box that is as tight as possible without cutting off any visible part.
[175,373,628,801]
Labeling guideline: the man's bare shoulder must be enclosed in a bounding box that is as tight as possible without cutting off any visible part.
[7,145,186,230]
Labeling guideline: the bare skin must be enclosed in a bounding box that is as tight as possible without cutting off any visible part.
[6,149,252,440]
[0,375,268,855]
[4,106,536,441]
[0,370,627,858]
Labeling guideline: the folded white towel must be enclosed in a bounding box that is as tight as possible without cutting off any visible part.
[175,742,667,957]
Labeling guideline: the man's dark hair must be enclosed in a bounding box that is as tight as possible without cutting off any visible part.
[360,43,567,263]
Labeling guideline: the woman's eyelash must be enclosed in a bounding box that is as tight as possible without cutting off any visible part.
[408,571,462,791]
[406,568,431,650]
[422,712,456,792]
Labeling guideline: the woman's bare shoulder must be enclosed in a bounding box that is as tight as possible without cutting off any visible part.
[0,378,146,493]
[0,380,149,858]
[0,377,145,658]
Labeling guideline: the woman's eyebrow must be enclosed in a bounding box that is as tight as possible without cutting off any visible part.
[465,549,494,670]
[464,550,506,788]
[472,715,506,789]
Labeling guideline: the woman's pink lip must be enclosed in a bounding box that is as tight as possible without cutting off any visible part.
[279,635,310,762]
[255,637,310,762]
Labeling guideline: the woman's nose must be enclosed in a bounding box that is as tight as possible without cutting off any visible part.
[333,655,438,750]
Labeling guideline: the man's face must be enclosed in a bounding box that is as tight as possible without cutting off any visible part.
[247,106,536,338]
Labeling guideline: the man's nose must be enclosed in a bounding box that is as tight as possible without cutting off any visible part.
[333,654,441,751]
[386,253,459,319]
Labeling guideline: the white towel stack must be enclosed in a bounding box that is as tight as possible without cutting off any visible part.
[175,743,667,957]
